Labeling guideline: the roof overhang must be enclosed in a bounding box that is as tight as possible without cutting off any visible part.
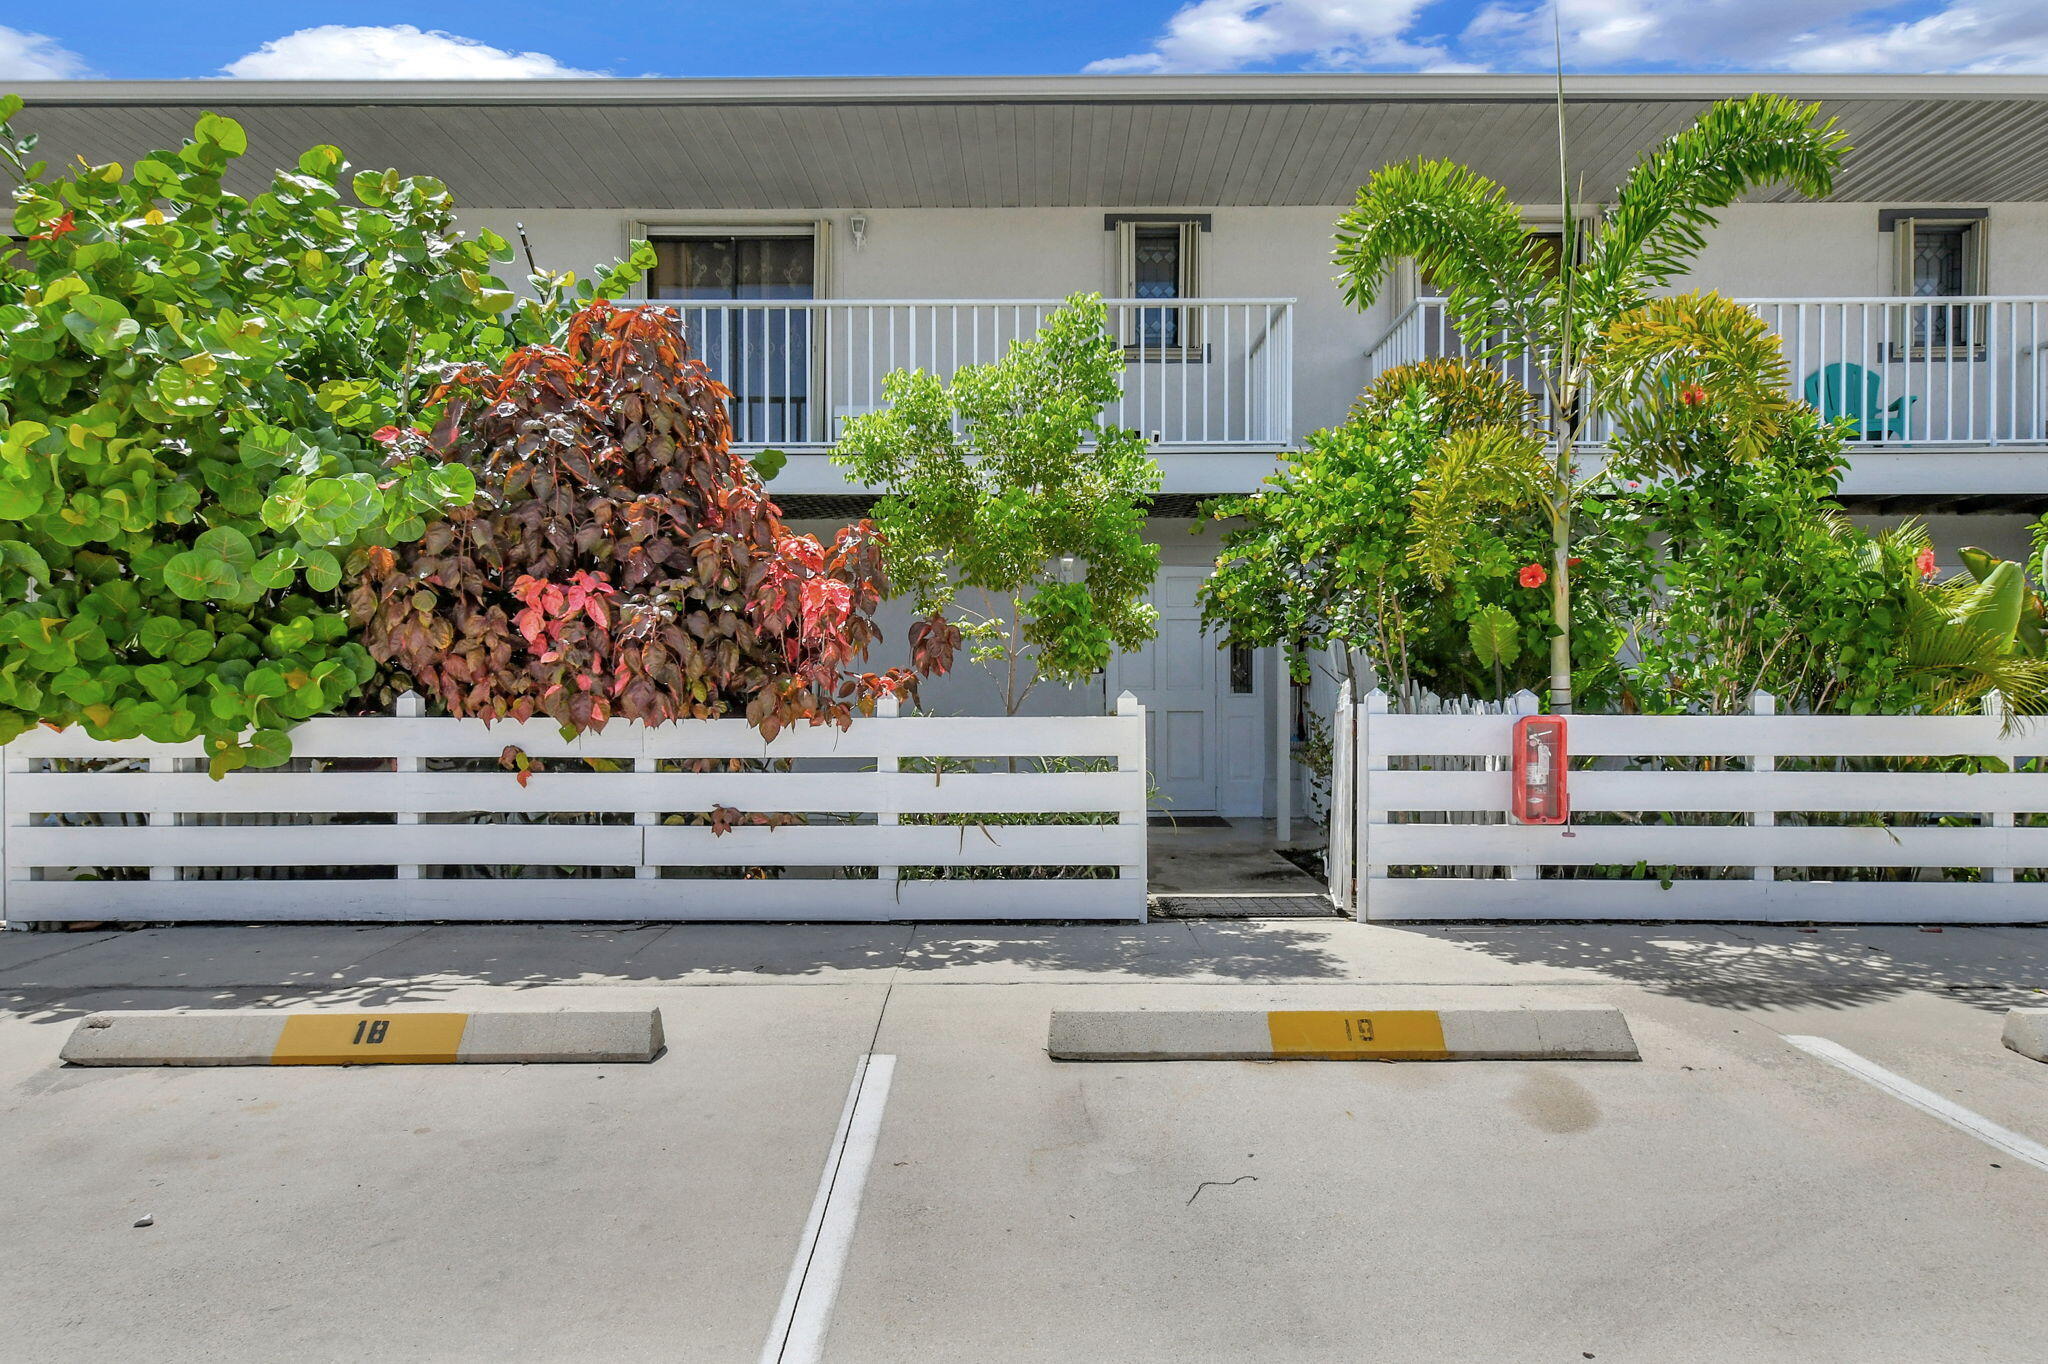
[11,73,2048,209]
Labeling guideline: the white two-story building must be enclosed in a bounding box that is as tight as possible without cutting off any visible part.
[18,72,2048,822]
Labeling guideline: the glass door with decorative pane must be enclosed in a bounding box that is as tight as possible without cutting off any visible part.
[650,235,814,444]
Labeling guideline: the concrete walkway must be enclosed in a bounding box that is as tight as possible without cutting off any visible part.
[1147,816,1327,895]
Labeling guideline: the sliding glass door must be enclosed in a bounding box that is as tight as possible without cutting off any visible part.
[650,235,813,444]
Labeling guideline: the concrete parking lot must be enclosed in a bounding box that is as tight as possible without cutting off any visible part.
[2,918,2044,1363]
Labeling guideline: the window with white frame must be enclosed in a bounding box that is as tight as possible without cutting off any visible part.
[1883,210,1987,355]
[1111,216,1204,353]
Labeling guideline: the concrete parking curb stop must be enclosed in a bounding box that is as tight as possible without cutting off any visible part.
[1047,1006,1639,1061]
[59,1008,666,1066]
[2004,1008,2048,1063]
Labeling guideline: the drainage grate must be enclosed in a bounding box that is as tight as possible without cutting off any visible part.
[1152,894,1340,920]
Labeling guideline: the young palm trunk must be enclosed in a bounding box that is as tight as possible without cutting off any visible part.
[1549,418,1575,715]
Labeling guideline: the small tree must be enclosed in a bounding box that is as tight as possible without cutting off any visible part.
[1334,94,1848,711]
[1200,361,1645,708]
[353,302,951,741]
[0,97,652,774]
[833,294,1160,715]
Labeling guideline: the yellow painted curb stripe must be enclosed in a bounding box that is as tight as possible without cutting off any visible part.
[271,1012,469,1065]
[1265,1010,1450,1060]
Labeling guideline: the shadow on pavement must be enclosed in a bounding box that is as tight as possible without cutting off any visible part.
[1402,922,2048,1014]
[0,918,1362,1026]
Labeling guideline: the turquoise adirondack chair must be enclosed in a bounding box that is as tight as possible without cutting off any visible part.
[1803,362,1917,440]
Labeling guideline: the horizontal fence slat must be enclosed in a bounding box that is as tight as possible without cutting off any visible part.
[4,714,1144,764]
[1362,877,2048,923]
[1371,822,2048,868]
[12,824,644,868]
[9,771,1141,816]
[1,876,1146,923]
[1368,713,2041,760]
[641,823,1131,867]
[1372,769,2048,815]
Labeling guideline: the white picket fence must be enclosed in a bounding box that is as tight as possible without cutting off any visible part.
[0,694,1148,925]
[1334,688,2048,923]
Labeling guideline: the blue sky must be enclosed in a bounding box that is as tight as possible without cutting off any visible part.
[4,2,2046,80]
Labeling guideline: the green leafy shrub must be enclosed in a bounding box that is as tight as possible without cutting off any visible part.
[0,96,651,774]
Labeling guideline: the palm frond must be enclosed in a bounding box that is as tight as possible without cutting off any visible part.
[1897,576,2048,717]
[1406,425,1553,584]
[1351,358,1542,433]
[1596,292,1797,468]
[1578,95,1849,319]
[1335,159,1555,362]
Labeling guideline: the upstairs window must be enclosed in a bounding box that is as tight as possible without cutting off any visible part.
[1883,210,1986,356]
[645,232,817,443]
[1111,216,1204,353]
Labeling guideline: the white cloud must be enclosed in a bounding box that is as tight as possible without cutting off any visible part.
[0,24,94,79]
[1465,0,2048,72]
[1093,0,2048,75]
[222,25,602,80]
[1785,0,2048,73]
[1087,0,1461,74]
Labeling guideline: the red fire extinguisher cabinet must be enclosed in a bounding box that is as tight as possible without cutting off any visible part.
[1511,715,1568,825]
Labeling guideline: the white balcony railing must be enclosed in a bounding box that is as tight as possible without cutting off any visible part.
[1365,296,2048,449]
[629,298,1294,450]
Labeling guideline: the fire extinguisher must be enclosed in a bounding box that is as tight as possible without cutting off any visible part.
[1511,715,1568,825]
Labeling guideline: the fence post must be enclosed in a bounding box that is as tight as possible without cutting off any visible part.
[1360,688,1389,918]
[393,691,424,881]
[875,692,900,890]
[1983,690,2014,884]
[1116,690,1147,905]
[1750,690,1776,884]
[1507,689,1541,882]
[1274,647,1291,845]
[634,740,658,880]
[1328,678,1353,915]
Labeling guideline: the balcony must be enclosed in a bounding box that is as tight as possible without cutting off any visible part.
[1365,297,2048,501]
[631,298,1294,496]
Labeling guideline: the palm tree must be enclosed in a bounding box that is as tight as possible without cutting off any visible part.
[1334,93,1850,712]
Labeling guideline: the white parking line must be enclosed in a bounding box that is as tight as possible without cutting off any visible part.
[1783,1035,2048,1174]
[760,1053,897,1364]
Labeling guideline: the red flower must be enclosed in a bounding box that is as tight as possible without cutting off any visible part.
[28,211,75,241]
[1518,563,1548,589]
[1566,557,1583,568]
[370,426,405,444]
[1678,382,1709,407]
[1916,547,1937,579]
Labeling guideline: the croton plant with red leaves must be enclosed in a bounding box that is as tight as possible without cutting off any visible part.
[350,301,956,742]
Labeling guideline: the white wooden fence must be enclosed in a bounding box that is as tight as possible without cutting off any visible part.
[1335,688,2048,923]
[0,694,1148,925]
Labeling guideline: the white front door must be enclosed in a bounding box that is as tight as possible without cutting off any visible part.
[1109,567,1267,817]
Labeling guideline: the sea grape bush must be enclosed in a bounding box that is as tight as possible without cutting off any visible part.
[0,96,652,774]
[353,301,954,740]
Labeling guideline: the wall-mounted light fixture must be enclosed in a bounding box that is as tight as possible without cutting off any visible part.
[848,213,869,251]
